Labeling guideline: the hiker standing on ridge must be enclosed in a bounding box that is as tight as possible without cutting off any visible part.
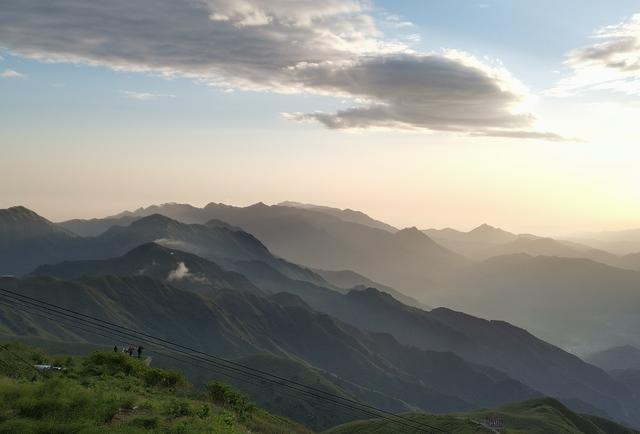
[137,346,143,359]
[113,345,118,353]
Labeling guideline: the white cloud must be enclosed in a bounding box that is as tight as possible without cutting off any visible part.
[0,68,24,78]
[121,90,175,101]
[551,13,640,96]
[0,0,559,139]
[380,13,414,29]
[167,262,208,284]
[167,262,190,281]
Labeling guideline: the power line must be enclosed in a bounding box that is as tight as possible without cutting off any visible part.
[0,288,453,434]
[0,343,42,377]
[0,298,405,427]
[0,293,437,434]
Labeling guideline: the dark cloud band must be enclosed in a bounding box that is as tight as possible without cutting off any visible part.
[0,0,560,138]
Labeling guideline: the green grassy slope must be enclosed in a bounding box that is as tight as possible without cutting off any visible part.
[325,398,640,434]
[0,343,311,434]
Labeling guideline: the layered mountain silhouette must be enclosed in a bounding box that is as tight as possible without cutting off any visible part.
[0,275,539,415]
[424,223,640,270]
[311,267,428,309]
[432,254,640,352]
[29,244,640,426]
[5,209,328,287]
[60,202,468,299]
[33,242,265,298]
[277,201,398,232]
[568,228,640,255]
[587,346,640,371]
[4,203,640,429]
[0,206,81,275]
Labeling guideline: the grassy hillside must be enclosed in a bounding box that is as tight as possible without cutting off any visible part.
[0,342,311,434]
[325,398,640,434]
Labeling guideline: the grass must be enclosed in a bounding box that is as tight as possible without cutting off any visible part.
[0,342,312,434]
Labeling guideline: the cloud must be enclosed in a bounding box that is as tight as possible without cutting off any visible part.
[470,130,580,142]
[551,14,640,96]
[121,90,175,101]
[0,69,24,78]
[167,262,208,284]
[167,262,190,281]
[0,0,555,139]
[285,51,535,133]
[380,13,414,29]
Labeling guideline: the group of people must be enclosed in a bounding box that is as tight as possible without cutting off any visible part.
[114,344,144,358]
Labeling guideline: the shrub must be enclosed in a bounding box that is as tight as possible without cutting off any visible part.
[142,368,185,389]
[195,404,210,419]
[82,352,143,377]
[164,399,193,418]
[205,381,255,417]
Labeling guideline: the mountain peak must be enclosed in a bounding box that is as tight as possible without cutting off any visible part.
[130,213,178,226]
[470,223,500,233]
[0,206,75,238]
[467,223,517,243]
[396,226,423,235]
[395,226,432,241]
[1,206,46,221]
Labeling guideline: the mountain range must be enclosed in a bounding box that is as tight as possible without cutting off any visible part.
[424,223,640,270]
[58,202,468,298]
[51,202,640,353]
[3,203,640,430]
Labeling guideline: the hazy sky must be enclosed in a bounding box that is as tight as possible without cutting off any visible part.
[1,0,639,234]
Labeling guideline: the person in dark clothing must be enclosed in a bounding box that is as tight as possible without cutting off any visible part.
[113,345,118,353]
[137,346,144,359]
[127,345,134,357]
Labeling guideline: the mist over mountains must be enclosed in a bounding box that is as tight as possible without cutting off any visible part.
[2,201,640,430]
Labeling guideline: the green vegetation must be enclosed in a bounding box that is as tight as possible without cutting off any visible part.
[0,343,311,434]
[324,398,640,434]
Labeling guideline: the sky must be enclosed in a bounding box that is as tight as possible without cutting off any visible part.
[1,0,640,235]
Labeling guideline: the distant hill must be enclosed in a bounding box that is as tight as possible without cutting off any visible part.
[424,223,640,271]
[278,201,397,232]
[312,268,428,309]
[568,229,640,255]
[325,398,640,434]
[423,223,522,256]
[59,202,467,299]
[587,346,640,371]
[432,254,640,353]
[32,242,265,297]
[609,370,640,401]
[3,207,330,289]
[0,206,80,275]
[28,245,639,425]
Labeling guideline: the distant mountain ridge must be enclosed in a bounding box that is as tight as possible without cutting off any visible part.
[30,245,639,426]
[433,253,640,352]
[0,274,540,416]
[587,346,640,371]
[59,202,468,299]
[3,208,330,288]
[4,204,640,427]
[424,223,640,271]
[0,206,80,275]
[277,201,398,232]
[32,242,265,298]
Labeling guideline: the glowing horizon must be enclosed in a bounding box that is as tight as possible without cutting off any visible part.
[1,0,639,236]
